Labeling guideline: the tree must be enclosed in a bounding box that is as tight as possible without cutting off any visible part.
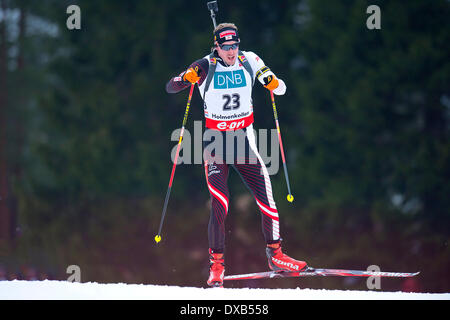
[282,0,450,233]
[0,0,11,246]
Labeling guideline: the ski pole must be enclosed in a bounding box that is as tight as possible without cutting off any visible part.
[270,89,294,203]
[207,1,219,29]
[155,83,195,243]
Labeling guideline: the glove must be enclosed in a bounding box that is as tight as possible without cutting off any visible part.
[183,67,201,84]
[263,75,279,91]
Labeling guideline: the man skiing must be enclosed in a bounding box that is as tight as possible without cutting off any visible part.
[166,23,307,287]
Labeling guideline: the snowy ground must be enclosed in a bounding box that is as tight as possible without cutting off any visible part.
[0,280,449,300]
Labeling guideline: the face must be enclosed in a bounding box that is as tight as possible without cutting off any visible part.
[216,40,239,66]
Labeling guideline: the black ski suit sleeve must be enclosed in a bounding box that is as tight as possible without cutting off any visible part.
[165,58,209,94]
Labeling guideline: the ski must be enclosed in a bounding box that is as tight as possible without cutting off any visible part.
[224,267,420,281]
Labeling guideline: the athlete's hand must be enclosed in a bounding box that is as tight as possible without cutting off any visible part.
[183,67,201,84]
[263,75,279,91]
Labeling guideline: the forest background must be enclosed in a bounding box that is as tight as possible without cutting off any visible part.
[0,0,448,292]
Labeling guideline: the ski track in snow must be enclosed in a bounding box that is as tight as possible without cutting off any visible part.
[0,280,449,300]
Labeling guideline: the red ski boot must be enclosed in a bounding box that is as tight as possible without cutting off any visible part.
[266,241,308,272]
[207,250,225,287]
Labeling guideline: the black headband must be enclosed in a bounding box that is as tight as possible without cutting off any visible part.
[214,27,240,45]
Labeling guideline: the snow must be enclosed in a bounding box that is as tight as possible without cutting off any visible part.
[0,280,449,300]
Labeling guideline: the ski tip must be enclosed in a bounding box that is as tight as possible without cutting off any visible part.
[154,235,162,243]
